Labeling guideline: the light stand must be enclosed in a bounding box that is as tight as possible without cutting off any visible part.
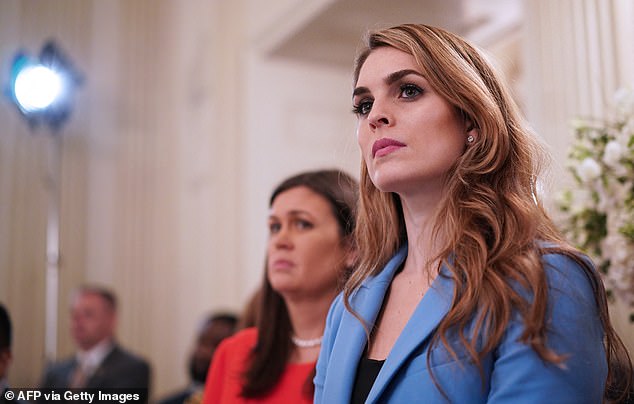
[5,39,82,362]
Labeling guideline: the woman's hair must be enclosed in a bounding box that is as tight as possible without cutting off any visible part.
[345,23,631,400]
[241,169,359,399]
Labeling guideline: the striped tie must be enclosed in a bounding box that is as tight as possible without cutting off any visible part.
[69,362,87,388]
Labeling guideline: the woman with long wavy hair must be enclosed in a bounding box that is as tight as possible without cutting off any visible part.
[314,24,632,403]
[203,169,358,403]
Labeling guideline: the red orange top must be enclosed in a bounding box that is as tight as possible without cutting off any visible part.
[203,327,315,404]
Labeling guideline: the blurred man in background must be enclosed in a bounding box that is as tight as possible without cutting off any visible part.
[40,285,151,390]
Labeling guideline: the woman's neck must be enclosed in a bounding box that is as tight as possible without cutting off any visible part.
[283,291,336,363]
[285,291,334,338]
[399,193,444,277]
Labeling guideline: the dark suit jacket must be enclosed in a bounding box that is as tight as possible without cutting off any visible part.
[40,344,151,390]
[157,388,196,404]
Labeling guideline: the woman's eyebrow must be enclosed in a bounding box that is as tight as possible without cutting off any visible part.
[385,69,423,85]
[268,210,311,219]
[353,69,424,97]
[353,86,370,98]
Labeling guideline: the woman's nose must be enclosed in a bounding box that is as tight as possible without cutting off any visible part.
[368,100,391,129]
[272,226,293,249]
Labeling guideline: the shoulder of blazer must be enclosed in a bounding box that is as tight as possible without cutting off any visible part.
[102,344,150,370]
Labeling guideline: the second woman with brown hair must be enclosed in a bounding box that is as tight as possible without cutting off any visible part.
[203,169,358,403]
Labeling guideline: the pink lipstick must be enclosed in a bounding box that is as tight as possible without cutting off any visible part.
[372,138,406,158]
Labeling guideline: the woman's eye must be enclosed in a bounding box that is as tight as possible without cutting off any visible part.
[352,100,373,116]
[268,222,281,234]
[400,84,422,99]
[295,219,313,230]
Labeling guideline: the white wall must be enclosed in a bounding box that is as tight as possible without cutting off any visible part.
[241,54,360,299]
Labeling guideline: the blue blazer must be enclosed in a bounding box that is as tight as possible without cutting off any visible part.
[314,246,607,403]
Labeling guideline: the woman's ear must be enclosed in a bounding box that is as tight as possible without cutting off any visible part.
[343,239,358,269]
[345,250,357,269]
[465,119,479,145]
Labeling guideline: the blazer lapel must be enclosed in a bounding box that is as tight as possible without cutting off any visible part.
[85,345,118,388]
[323,247,408,401]
[65,358,80,387]
[366,264,455,403]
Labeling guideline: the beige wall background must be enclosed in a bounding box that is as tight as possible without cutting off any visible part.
[0,0,632,399]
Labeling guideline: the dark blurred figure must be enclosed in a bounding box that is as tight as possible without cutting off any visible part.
[0,303,26,404]
[158,313,238,404]
[0,303,13,400]
[40,285,151,390]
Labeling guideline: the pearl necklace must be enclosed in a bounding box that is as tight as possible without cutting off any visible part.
[291,335,323,348]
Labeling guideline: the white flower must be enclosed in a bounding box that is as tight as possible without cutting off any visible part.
[613,87,634,114]
[576,157,601,182]
[602,235,629,263]
[597,189,610,213]
[570,188,594,214]
[603,140,623,166]
[560,88,634,317]
[623,120,634,138]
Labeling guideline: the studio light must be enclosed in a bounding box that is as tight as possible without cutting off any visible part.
[4,39,83,361]
[14,65,64,111]
[6,39,83,132]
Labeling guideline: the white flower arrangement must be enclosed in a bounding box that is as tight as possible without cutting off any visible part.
[558,88,634,321]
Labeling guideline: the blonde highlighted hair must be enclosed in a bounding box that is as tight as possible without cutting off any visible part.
[344,24,631,401]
